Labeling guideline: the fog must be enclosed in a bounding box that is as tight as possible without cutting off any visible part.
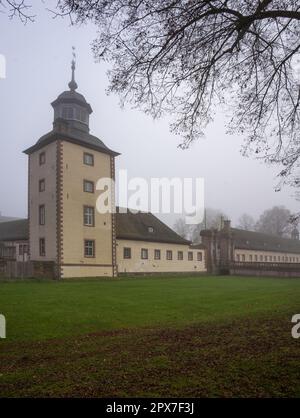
[0,2,298,228]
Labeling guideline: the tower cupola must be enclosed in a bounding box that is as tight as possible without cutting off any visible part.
[51,50,92,133]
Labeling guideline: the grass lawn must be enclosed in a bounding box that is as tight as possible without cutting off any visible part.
[0,275,300,397]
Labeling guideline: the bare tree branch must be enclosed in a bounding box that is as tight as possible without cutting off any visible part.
[3,0,300,217]
[55,1,300,194]
[0,0,35,23]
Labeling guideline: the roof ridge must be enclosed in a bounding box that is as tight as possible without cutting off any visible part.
[231,227,297,242]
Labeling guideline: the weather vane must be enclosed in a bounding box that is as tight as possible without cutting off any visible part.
[69,46,78,91]
[72,46,76,66]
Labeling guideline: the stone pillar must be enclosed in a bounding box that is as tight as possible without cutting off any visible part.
[219,220,232,274]
[201,229,219,274]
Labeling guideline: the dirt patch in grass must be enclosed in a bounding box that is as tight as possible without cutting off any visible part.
[0,314,299,397]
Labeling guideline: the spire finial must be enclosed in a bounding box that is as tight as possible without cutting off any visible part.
[68,46,78,91]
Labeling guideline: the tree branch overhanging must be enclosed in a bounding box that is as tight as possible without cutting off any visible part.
[3,0,300,200]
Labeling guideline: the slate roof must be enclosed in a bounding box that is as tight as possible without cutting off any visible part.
[190,243,206,250]
[51,90,93,114]
[4,216,298,251]
[231,228,300,254]
[23,127,119,156]
[0,211,190,246]
[0,219,29,242]
[53,90,89,104]
[116,209,191,245]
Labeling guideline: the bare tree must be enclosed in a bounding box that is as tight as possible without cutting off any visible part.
[255,205,294,237]
[0,0,35,22]
[3,1,300,201]
[237,213,256,231]
[173,217,191,239]
[4,0,300,188]
[190,208,228,243]
[54,0,300,190]
[173,208,227,243]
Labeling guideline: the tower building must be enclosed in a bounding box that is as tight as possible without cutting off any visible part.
[24,60,119,278]
[0,57,207,279]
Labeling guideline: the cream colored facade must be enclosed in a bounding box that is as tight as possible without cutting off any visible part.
[234,248,300,263]
[117,239,205,274]
[60,141,115,278]
[24,68,210,279]
[28,139,116,278]
[27,132,206,278]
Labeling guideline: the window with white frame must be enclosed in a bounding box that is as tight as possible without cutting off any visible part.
[123,247,131,259]
[154,249,161,260]
[141,248,148,259]
[83,152,94,166]
[83,206,95,226]
[178,251,183,260]
[84,240,95,257]
[166,250,172,260]
[19,244,28,256]
[83,180,94,193]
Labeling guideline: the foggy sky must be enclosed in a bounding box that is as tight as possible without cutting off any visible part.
[0,2,298,228]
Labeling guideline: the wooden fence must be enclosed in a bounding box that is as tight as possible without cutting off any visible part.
[0,259,56,279]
